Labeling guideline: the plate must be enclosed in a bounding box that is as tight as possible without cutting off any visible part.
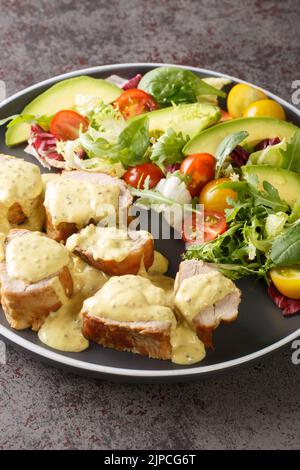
[0,63,300,382]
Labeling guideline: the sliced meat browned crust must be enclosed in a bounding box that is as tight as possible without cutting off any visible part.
[69,228,154,276]
[175,260,241,348]
[44,170,133,243]
[82,314,172,360]
[0,229,73,331]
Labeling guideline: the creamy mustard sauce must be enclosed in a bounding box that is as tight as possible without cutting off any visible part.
[67,225,152,262]
[44,177,120,226]
[175,271,237,324]
[0,156,42,217]
[37,257,109,353]
[71,256,109,297]
[83,274,206,365]
[83,275,175,324]
[38,294,89,352]
[148,251,168,275]
[17,196,45,232]
[146,274,175,308]
[171,321,206,365]
[6,231,70,283]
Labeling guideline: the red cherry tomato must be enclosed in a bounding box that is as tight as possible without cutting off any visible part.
[50,110,89,141]
[182,210,227,243]
[123,163,164,189]
[114,89,158,119]
[180,153,215,197]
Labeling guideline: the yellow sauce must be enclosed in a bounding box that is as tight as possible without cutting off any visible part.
[72,256,109,297]
[6,231,70,283]
[67,225,152,262]
[17,196,45,232]
[38,294,89,352]
[82,274,206,365]
[148,251,168,274]
[44,176,120,227]
[171,321,206,365]
[0,155,42,217]
[146,273,174,308]
[175,271,237,324]
[83,275,175,324]
[37,257,109,353]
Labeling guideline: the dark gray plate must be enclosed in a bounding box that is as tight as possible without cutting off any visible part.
[0,63,300,382]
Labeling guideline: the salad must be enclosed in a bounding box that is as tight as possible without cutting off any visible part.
[1,66,300,316]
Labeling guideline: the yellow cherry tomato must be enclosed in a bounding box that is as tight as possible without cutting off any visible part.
[199,177,238,214]
[270,266,300,300]
[243,99,286,120]
[227,83,267,118]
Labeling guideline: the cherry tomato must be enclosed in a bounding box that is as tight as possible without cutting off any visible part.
[199,177,238,213]
[180,153,215,197]
[243,99,286,120]
[220,110,232,122]
[270,266,300,300]
[182,210,227,243]
[123,163,164,189]
[114,89,158,119]
[227,83,267,118]
[50,110,89,141]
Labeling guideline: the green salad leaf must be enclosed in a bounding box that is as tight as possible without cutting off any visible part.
[79,115,150,167]
[139,67,225,107]
[280,129,300,172]
[150,128,187,169]
[270,222,300,266]
[215,131,249,178]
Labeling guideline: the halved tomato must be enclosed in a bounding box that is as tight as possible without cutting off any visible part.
[50,110,89,141]
[270,266,300,300]
[180,153,215,197]
[114,89,158,119]
[182,210,227,243]
[123,163,164,189]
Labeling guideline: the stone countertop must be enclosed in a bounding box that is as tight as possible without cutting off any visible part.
[0,0,300,450]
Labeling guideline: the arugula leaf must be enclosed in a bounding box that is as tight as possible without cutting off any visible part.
[280,130,300,172]
[139,67,225,107]
[248,178,289,213]
[150,128,187,169]
[270,222,300,266]
[215,131,249,177]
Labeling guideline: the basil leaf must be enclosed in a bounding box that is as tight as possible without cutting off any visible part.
[270,223,300,265]
[139,67,225,107]
[281,130,300,172]
[151,128,187,169]
[215,131,249,177]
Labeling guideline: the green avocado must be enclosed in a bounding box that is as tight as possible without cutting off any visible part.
[242,165,300,207]
[5,76,122,146]
[132,103,221,138]
[183,117,298,155]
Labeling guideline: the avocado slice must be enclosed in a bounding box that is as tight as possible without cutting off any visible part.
[183,117,298,155]
[242,165,300,207]
[131,103,221,138]
[5,76,122,146]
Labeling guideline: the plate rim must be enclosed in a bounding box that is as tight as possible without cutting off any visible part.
[0,62,300,378]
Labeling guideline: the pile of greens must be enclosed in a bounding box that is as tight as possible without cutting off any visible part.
[185,174,300,280]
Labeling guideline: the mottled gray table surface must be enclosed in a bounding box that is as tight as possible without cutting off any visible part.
[1,0,300,450]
